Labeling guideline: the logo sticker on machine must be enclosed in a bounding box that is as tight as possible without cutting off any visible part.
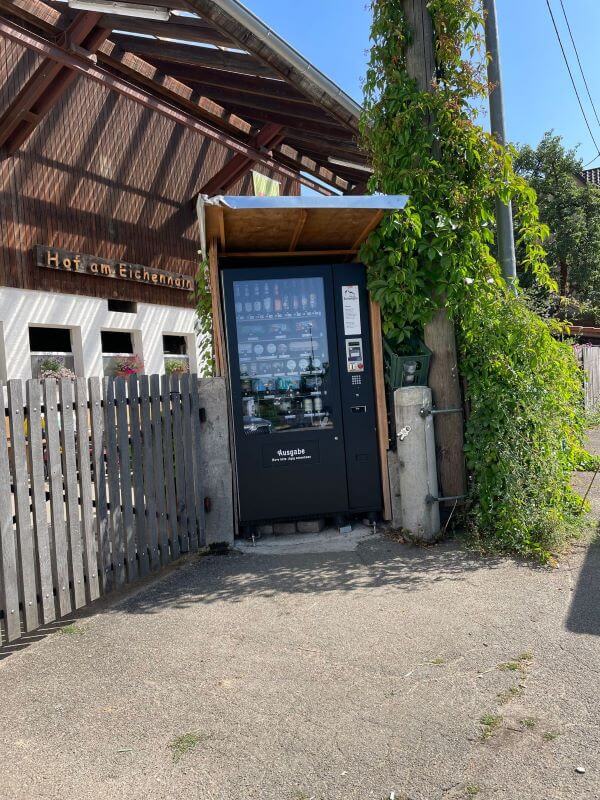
[262,440,320,466]
[342,285,361,335]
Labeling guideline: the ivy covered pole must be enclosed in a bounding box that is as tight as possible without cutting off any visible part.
[361,0,586,560]
[401,0,467,504]
[483,0,517,285]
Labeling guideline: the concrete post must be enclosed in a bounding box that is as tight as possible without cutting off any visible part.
[394,386,440,540]
[197,377,235,547]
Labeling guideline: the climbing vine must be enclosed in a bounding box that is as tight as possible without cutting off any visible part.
[194,257,215,377]
[361,0,586,559]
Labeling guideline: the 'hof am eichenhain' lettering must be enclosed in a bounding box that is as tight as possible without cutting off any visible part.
[34,245,193,292]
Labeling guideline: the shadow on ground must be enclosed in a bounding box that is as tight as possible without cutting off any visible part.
[112,536,511,616]
[566,528,600,635]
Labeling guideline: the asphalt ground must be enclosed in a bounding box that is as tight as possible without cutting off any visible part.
[1,445,600,799]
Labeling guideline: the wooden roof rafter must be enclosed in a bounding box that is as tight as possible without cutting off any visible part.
[0,0,367,193]
[0,9,110,154]
[108,32,279,79]
[0,14,332,194]
[94,12,234,47]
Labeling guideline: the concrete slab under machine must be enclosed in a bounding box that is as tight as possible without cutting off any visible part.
[235,523,379,555]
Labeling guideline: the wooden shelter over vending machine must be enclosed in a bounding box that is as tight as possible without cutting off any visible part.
[201,195,408,532]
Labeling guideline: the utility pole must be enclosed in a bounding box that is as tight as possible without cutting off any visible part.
[483,0,517,284]
[401,0,467,505]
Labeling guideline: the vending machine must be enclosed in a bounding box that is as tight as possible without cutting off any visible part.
[221,263,382,527]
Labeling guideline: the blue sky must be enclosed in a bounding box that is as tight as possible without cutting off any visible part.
[245,0,600,167]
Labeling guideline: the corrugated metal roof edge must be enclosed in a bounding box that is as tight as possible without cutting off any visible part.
[205,194,409,210]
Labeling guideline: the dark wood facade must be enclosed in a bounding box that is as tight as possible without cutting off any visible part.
[0,38,299,309]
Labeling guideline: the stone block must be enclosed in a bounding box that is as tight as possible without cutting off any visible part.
[256,524,274,536]
[387,449,403,530]
[296,519,325,534]
[273,521,297,535]
[197,378,234,546]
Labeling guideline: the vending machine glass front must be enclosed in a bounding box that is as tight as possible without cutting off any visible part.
[232,275,334,436]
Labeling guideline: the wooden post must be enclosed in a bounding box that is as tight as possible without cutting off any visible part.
[402,0,467,501]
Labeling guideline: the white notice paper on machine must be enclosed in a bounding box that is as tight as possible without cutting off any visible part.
[342,285,361,336]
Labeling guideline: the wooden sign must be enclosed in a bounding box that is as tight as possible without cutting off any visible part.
[34,245,194,292]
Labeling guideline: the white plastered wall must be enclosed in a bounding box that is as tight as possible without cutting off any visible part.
[0,287,200,380]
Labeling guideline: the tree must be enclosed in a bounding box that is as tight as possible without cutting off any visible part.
[514,132,600,311]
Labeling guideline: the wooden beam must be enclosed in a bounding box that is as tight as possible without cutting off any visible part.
[199,122,285,195]
[184,0,360,133]
[96,13,234,47]
[109,33,278,78]
[217,103,351,138]
[1,0,255,138]
[149,61,307,103]
[0,17,328,194]
[351,210,384,250]
[289,210,307,252]
[275,145,350,193]
[0,1,352,193]
[286,140,371,166]
[0,11,109,153]
[102,45,254,137]
[208,237,226,377]
[190,84,340,125]
[0,0,67,30]
[284,130,364,153]
[216,208,226,251]
[369,299,392,521]
[220,249,358,258]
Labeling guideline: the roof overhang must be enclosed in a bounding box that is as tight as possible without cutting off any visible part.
[199,194,409,258]
[0,0,370,194]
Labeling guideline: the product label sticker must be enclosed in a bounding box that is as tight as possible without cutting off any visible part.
[342,285,361,335]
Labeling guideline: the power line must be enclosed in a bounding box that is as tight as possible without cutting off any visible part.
[558,0,600,131]
[545,0,600,158]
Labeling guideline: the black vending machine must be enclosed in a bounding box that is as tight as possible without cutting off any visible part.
[222,263,382,528]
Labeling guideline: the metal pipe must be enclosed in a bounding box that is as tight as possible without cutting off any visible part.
[420,406,463,417]
[425,494,468,505]
[483,0,517,286]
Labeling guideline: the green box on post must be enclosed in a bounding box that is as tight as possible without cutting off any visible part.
[384,337,432,389]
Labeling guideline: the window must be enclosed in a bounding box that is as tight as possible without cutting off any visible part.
[101,330,142,377]
[101,331,133,354]
[107,299,137,313]
[163,334,189,376]
[163,335,187,355]
[29,326,75,378]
